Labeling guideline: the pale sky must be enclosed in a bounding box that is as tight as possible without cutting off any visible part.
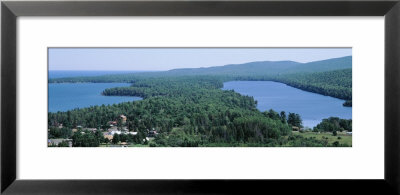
[49,48,352,71]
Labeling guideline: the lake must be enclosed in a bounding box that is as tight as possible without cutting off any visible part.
[222,81,352,128]
[49,78,351,127]
[48,83,142,112]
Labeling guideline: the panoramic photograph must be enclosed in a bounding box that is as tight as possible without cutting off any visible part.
[48,48,352,147]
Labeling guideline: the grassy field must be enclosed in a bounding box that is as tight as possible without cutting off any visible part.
[99,143,149,147]
[98,131,352,147]
[292,131,352,146]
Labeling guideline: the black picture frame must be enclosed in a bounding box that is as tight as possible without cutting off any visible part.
[1,0,400,194]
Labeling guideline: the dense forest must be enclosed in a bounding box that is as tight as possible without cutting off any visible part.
[48,56,352,147]
[49,77,290,146]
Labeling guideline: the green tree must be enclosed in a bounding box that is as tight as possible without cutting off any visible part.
[280,111,287,123]
[112,134,120,144]
[288,113,302,128]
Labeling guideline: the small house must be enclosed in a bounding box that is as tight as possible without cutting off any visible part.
[104,134,113,141]
[110,130,122,135]
[292,126,300,131]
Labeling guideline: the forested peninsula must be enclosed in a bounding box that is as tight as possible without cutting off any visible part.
[48,56,352,147]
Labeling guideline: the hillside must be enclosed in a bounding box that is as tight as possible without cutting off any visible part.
[282,56,352,74]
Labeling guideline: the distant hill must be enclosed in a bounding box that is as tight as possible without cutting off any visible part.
[165,56,352,76]
[49,56,352,83]
[166,60,301,76]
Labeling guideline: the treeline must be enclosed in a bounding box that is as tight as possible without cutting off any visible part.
[235,69,352,101]
[313,117,352,132]
[102,76,224,99]
[273,69,352,101]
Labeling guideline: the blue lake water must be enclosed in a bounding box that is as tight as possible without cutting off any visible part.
[222,81,352,128]
[48,83,142,112]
